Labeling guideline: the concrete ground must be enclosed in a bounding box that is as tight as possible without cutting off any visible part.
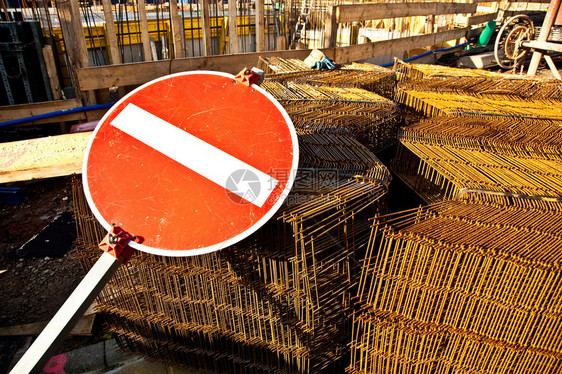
[34,339,206,374]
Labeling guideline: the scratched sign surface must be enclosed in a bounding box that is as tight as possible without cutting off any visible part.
[83,71,299,256]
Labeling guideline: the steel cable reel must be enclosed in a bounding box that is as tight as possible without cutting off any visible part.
[494,15,536,69]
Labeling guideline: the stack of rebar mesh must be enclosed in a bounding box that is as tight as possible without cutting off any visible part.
[348,60,562,373]
[392,61,562,204]
[71,56,400,373]
[393,59,512,81]
[258,57,400,152]
[73,131,391,372]
[258,57,396,98]
[350,198,562,374]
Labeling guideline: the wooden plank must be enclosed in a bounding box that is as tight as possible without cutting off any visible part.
[101,0,121,64]
[544,55,562,80]
[77,48,336,91]
[1,110,105,127]
[55,0,92,103]
[528,0,561,75]
[0,132,91,184]
[20,109,106,126]
[228,0,239,53]
[276,35,286,50]
[41,46,62,100]
[425,14,435,34]
[324,6,338,48]
[0,163,83,184]
[137,0,153,61]
[256,0,265,52]
[169,0,186,58]
[0,99,82,122]
[508,0,550,3]
[467,12,498,26]
[200,0,212,56]
[0,314,95,337]
[497,0,511,22]
[467,26,485,39]
[458,51,497,68]
[335,2,478,23]
[334,28,468,63]
[525,40,562,53]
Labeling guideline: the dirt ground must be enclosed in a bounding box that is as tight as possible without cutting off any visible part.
[0,177,84,328]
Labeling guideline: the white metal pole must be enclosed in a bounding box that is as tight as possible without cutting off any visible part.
[10,252,122,374]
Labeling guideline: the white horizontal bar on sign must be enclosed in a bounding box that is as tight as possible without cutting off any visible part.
[110,103,278,208]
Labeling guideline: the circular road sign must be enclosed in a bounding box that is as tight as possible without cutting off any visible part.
[83,71,298,257]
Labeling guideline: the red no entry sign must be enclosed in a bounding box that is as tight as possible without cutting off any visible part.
[83,71,298,256]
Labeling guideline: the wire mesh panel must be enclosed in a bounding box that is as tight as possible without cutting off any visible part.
[259,58,400,153]
[396,74,562,100]
[392,115,562,204]
[390,58,562,204]
[395,90,562,120]
[72,132,390,374]
[393,60,509,82]
[285,101,400,153]
[350,199,562,374]
[258,56,312,75]
[259,57,396,98]
[393,60,562,121]
[351,65,562,372]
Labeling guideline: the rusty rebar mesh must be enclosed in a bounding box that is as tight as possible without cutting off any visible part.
[257,56,312,76]
[399,116,562,160]
[397,75,562,100]
[72,133,390,374]
[393,60,562,96]
[349,199,562,374]
[291,70,395,99]
[391,115,562,204]
[393,60,562,120]
[263,82,392,103]
[258,79,400,153]
[395,89,562,120]
[393,142,562,204]
[393,59,516,82]
[259,57,396,98]
[298,134,391,184]
[284,101,400,153]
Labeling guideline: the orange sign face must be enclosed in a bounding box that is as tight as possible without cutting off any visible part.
[83,71,299,257]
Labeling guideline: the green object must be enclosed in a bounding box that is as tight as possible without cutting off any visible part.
[312,56,335,70]
[476,20,496,47]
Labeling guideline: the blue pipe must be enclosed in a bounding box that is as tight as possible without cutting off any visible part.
[0,102,114,128]
[1,38,478,128]
[380,38,477,67]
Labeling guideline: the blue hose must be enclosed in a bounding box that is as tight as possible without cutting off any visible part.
[0,102,114,128]
[1,38,477,129]
[380,38,477,67]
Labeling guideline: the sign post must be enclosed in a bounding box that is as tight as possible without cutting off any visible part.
[9,252,122,373]
[10,71,298,373]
